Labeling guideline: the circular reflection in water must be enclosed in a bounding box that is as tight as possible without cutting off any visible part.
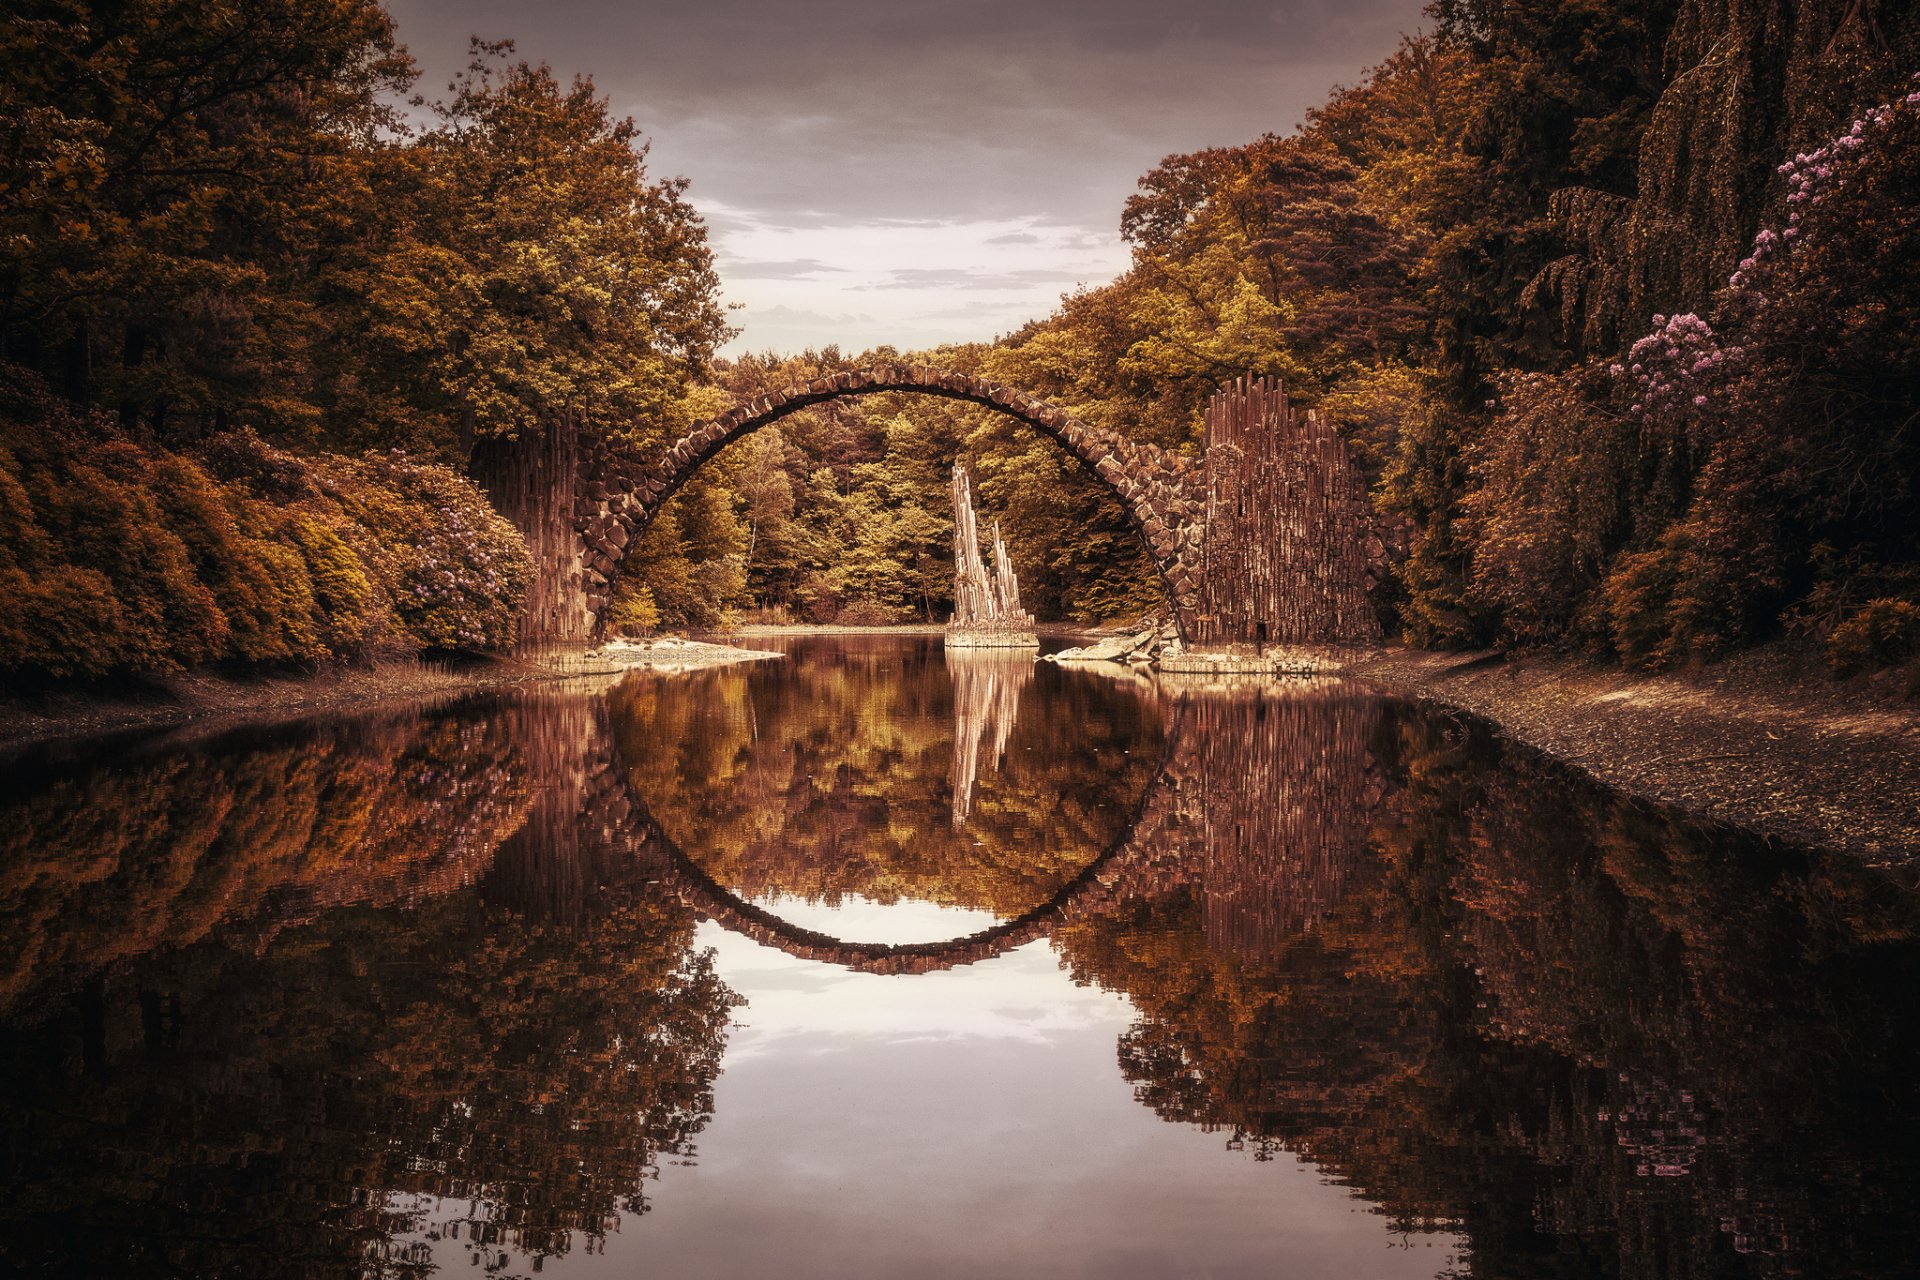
[607,635,1166,942]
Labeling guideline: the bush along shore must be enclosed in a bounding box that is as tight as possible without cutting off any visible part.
[1,369,533,680]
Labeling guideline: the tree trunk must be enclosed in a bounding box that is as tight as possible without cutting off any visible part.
[470,412,594,654]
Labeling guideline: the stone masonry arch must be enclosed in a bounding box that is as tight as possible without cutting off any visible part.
[556,368,1384,650]
[573,365,1210,640]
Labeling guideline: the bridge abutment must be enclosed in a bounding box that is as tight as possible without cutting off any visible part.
[471,414,596,653]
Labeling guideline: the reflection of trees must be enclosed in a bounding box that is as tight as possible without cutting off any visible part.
[0,705,535,1016]
[1058,703,1920,1278]
[7,661,1919,1279]
[0,699,738,1279]
[608,643,1162,917]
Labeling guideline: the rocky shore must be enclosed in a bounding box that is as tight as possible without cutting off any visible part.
[1353,645,1920,867]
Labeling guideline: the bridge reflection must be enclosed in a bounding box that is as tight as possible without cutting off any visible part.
[600,673,1388,974]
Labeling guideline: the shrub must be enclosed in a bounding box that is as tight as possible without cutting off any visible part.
[0,369,533,677]
[836,598,905,627]
[1825,600,1920,677]
[608,579,662,635]
[313,452,532,653]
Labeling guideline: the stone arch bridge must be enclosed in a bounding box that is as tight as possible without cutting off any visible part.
[557,366,1384,648]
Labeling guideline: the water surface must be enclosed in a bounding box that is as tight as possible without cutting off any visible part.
[2,636,1916,1279]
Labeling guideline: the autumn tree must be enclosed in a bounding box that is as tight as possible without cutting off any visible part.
[332,46,724,646]
[0,0,413,432]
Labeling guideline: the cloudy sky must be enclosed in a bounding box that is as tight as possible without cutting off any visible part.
[385,0,1429,356]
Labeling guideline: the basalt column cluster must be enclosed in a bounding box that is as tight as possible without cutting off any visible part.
[1192,376,1383,648]
[946,462,1038,649]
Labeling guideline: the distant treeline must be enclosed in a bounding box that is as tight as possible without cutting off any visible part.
[614,351,1166,630]
[3,0,1918,680]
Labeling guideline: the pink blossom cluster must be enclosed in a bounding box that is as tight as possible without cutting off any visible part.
[1612,77,1919,423]
[367,450,523,651]
[401,519,514,649]
[1613,312,1740,427]
[1731,77,1920,292]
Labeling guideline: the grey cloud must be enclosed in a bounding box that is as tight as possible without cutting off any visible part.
[388,0,1426,228]
[740,304,876,326]
[916,300,1046,321]
[383,0,1424,353]
[723,258,849,280]
[867,267,1096,291]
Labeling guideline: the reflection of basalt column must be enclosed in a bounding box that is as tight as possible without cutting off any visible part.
[948,462,1036,645]
[946,650,1035,826]
[1155,682,1384,956]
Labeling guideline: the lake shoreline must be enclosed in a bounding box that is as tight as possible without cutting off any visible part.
[1351,644,1920,867]
[4,631,1914,866]
[713,622,1097,638]
[0,639,780,756]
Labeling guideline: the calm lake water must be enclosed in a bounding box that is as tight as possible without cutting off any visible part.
[2,635,1917,1279]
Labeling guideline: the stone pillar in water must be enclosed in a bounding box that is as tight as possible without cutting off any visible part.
[947,463,1038,649]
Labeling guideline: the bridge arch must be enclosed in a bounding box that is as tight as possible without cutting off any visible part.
[573,365,1208,641]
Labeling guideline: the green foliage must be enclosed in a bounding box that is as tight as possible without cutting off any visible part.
[624,358,965,625]
[1460,82,1920,669]
[627,470,747,630]
[609,579,663,634]
[0,370,531,676]
[1,12,728,459]
[0,0,414,438]
[974,6,1920,669]
[2,5,726,670]
[326,45,730,458]
[1463,370,1632,644]
[9,0,1920,672]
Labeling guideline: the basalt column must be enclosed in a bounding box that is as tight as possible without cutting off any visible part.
[470,412,595,653]
[947,462,1038,649]
[1194,377,1381,647]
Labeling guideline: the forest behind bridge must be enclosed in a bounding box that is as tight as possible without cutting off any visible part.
[3,0,1918,685]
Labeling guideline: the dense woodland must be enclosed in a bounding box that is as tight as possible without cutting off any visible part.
[3,0,1918,680]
